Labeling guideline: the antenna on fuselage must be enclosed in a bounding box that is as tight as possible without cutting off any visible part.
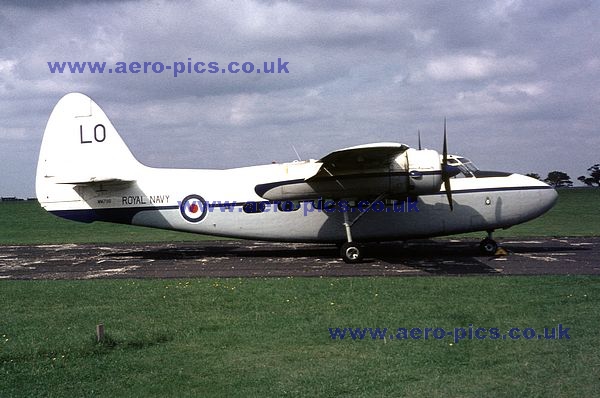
[291,145,302,161]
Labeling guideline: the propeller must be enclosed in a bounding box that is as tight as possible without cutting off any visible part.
[418,129,422,150]
[441,118,454,211]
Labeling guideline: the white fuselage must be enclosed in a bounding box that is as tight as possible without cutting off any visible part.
[42,162,558,243]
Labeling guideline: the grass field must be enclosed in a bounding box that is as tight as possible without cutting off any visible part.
[1,277,599,396]
[0,201,215,245]
[1,188,599,396]
[1,188,599,245]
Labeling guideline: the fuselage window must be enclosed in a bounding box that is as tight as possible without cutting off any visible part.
[277,200,301,212]
[243,201,267,213]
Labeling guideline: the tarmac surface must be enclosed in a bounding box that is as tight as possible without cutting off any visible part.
[1,237,599,280]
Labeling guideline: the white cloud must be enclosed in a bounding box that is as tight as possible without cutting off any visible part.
[492,82,546,97]
[484,0,523,20]
[410,28,436,44]
[0,59,17,74]
[425,53,534,81]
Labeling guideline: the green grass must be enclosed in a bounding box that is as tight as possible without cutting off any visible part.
[0,201,216,245]
[1,276,599,397]
[1,188,598,245]
[1,191,599,396]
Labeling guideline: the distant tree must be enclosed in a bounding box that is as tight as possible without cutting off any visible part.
[544,171,573,188]
[525,173,542,180]
[577,163,600,187]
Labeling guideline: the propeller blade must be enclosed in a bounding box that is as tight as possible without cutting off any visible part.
[444,176,453,211]
[441,118,453,211]
[442,118,447,164]
[418,129,422,150]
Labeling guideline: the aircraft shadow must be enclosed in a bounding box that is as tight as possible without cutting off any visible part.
[104,244,336,261]
[364,241,498,274]
[97,239,590,275]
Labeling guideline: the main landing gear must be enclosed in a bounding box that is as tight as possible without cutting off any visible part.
[340,209,365,263]
[340,241,364,264]
[479,230,498,254]
[338,194,386,263]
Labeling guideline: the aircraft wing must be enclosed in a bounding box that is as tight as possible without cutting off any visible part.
[255,142,416,200]
[307,142,409,180]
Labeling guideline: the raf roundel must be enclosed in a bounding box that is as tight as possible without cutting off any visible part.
[180,194,208,223]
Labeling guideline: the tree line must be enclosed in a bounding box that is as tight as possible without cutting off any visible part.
[526,163,600,188]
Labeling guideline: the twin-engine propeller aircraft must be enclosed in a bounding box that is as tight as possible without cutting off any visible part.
[36,93,558,263]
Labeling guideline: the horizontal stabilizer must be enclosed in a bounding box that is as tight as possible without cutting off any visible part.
[54,177,136,185]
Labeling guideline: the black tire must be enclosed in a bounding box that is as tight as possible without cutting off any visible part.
[340,242,364,263]
[479,238,498,254]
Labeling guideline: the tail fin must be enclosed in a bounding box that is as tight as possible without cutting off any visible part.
[36,93,141,209]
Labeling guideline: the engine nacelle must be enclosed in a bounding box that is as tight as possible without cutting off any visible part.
[390,148,443,196]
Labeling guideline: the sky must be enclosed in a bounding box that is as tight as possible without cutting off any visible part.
[1,0,599,197]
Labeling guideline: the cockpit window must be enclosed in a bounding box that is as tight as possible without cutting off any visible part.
[455,166,472,178]
[458,157,476,169]
[451,157,479,178]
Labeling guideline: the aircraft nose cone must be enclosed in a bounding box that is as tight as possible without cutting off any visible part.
[527,175,558,213]
[541,185,558,212]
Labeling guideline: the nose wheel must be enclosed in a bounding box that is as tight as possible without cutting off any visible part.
[479,231,498,254]
[479,238,498,254]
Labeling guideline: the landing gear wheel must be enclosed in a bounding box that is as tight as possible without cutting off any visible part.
[479,238,498,254]
[340,242,364,264]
